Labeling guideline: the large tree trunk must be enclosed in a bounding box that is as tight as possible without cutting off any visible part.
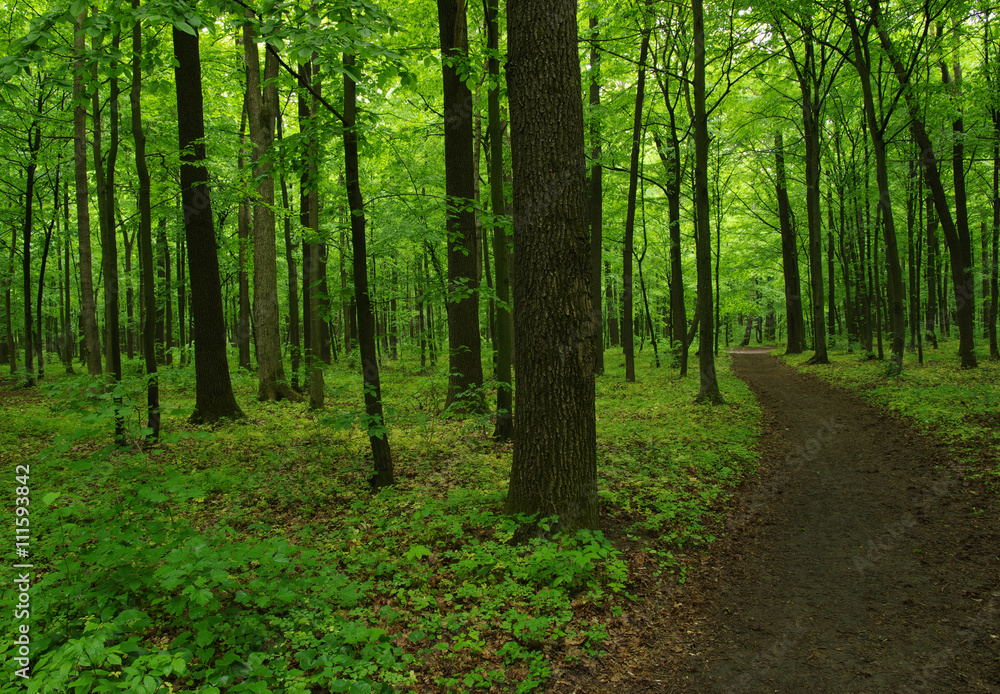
[131,3,159,441]
[173,20,244,423]
[485,0,513,440]
[343,50,394,488]
[244,17,298,401]
[775,131,806,354]
[693,0,722,402]
[74,11,101,376]
[438,0,485,412]
[504,0,598,533]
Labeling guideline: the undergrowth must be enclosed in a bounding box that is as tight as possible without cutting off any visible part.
[0,347,760,693]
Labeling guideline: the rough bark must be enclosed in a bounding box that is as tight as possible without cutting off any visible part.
[244,16,298,400]
[173,20,244,423]
[504,0,598,533]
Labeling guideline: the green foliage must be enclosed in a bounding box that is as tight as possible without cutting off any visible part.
[0,346,762,692]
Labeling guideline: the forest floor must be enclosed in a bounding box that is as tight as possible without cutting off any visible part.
[551,348,1000,693]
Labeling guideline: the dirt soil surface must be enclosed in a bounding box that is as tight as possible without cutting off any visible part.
[552,348,1000,693]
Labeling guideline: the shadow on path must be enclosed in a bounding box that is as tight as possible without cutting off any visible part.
[553,350,1000,693]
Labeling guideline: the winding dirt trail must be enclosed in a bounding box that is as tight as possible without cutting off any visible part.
[554,349,1000,693]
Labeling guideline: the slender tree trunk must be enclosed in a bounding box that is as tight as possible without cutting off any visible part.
[244,17,298,400]
[588,15,604,376]
[485,0,513,440]
[74,11,101,376]
[237,93,252,371]
[438,0,485,412]
[775,131,806,353]
[504,0,598,533]
[845,3,905,372]
[277,113,301,389]
[132,4,159,440]
[605,260,619,347]
[622,10,651,383]
[693,0,722,402]
[173,19,244,422]
[873,0,975,366]
[101,32,126,442]
[344,49,393,488]
[22,119,40,387]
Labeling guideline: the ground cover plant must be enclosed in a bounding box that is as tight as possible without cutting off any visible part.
[779,339,1000,494]
[0,349,760,694]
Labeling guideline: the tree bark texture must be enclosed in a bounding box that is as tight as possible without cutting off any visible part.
[504,0,598,532]
[173,21,245,423]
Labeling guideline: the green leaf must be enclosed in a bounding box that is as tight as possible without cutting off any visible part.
[174,20,196,36]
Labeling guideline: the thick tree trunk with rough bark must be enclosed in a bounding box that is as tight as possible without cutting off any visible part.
[504,0,598,533]
[173,21,244,423]
[438,0,485,412]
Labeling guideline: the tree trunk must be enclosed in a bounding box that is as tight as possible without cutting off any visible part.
[588,15,604,376]
[504,0,598,533]
[173,20,244,422]
[486,0,513,440]
[438,0,485,412]
[775,131,806,354]
[244,16,298,400]
[132,4,159,441]
[74,11,101,376]
[873,0,975,366]
[344,49,394,488]
[845,2,905,373]
[622,10,650,384]
[693,0,723,402]
[237,92,252,371]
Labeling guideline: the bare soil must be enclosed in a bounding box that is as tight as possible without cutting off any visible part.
[552,348,1000,693]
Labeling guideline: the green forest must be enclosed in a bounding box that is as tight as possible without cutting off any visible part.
[1,0,999,691]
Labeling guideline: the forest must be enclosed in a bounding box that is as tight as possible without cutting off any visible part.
[1,0,999,691]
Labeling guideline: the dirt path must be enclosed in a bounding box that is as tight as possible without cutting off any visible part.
[553,349,1000,693]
